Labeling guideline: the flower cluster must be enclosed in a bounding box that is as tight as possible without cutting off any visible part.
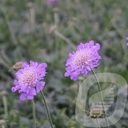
[12,61,47,100]
[64,40,101,80]
[12,40,101,100]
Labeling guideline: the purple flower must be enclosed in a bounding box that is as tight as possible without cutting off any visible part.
[12,61,47,100]
[126,37,128,46]
[47,0,57,6]
[64,40,101,80]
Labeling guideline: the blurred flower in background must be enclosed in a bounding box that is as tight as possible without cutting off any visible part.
[12,61,47,100]
[64,40,101,80]
[126,37,128,46]
[47,0,57,6]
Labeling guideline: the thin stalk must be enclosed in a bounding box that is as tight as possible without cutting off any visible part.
[96,118,101,128]
[92,69,109,128]
[32,100,36,128]
[55,30,76,50]
[53,9,75,51]
[2,96,8,117]
[29,7,36,32]
[0,50,12,66]
[40,91,54,128]
[54,12,59,26]
[0,6,22,59]
[0,51,11,69]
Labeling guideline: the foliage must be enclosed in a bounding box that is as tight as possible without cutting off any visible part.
[0,0,128,128]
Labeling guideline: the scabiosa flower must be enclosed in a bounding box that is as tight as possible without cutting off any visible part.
[12,61,47,100]
[64,40,101,80]
[47,0,57,6]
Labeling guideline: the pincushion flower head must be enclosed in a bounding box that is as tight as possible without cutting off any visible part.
[64,40,101,80]
[12,61,47,100]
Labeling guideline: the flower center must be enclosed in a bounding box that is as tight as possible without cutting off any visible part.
[73,50,89,68]
[21,69,37,86]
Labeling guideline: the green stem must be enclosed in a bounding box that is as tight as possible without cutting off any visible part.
[54,12,59,26]
[29,7,36,32]
[32,100,36,128]
[41,91,54,128]
[2,96,8,117]
[91,69,109,128]
[0,6,22,59]
[54,30,76,50]
[96,118,101,128]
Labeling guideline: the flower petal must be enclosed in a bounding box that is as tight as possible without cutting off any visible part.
[30,60,38,67]
[36,82,45,93]
[22,62,29,68]
[20,93,27,100]
[27,95,34,100]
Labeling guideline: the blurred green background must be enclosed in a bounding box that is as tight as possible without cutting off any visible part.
[0,0,128,128]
